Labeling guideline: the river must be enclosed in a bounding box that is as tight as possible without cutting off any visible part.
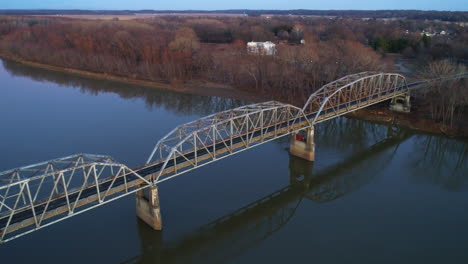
[0,58,467,264]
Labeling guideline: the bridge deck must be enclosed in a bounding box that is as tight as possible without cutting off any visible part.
[0,86,411,237]
[5,70,465,242]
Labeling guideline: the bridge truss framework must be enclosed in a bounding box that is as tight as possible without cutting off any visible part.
[1,71,466,243]
[0,154,151,242]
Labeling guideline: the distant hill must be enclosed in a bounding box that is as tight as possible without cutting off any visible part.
[0,9,467,22]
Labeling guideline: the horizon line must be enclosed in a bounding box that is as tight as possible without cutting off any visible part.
[0,8,466,12]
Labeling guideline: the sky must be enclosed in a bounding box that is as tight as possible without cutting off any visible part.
[0,0,466,11]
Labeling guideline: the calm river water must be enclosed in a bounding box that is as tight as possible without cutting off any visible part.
[0,58,467,264]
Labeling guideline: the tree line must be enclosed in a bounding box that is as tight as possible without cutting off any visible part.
[0,16,385,104]
[0,15,466,122]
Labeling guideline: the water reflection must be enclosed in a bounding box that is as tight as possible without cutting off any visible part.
[2,57,468,263]
[305,130,407,203]
[124,129,409,264]
[314,116,405,158]
[1,59,246,116]
[407,135,468,191]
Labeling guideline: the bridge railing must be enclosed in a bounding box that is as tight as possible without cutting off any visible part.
[0,154,151,243]
[146,101,311,184]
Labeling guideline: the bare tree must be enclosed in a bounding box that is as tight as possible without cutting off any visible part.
[419,60,468,127]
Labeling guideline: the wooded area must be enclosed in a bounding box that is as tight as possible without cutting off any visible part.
[0,15,466,127]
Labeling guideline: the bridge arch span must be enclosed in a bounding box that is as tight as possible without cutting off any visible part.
[303,72,407,123]
[145,101,311,183]
[144,72,410,183]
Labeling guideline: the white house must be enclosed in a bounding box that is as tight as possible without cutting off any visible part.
[247,41,276,56]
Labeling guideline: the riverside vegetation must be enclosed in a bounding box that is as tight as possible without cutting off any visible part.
[0,14,466,135]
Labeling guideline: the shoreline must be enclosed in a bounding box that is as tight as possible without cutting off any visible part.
[348,105,468,138]
[1,53,465,138]
[0,53,262,102]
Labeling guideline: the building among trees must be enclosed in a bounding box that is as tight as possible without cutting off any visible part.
[247,41,276,55]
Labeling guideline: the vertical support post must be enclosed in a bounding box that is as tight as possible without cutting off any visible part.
[289,126,315,161]
[136,184,162,230]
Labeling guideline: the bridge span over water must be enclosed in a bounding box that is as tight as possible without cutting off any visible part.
[0,71,465,243]
[125,125,409,264]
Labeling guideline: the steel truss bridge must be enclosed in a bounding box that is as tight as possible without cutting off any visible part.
[0,71,466,243]
[125,126,409,264]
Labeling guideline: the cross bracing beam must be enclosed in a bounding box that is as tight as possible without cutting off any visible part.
[0,103,312,243]
[302,71,376,113]
[146,101,312,183]
[303,73,408,121]
[141,72,409,185]
[0,154,151,243]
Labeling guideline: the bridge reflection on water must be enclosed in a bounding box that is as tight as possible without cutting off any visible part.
[122,119,468,263]
[123,120,410,264]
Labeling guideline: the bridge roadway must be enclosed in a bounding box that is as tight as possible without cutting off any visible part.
[0,81,418,235]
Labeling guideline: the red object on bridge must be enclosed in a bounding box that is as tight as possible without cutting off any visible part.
[295,134,305,142]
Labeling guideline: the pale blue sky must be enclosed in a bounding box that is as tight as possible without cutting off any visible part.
[0,0,466,11]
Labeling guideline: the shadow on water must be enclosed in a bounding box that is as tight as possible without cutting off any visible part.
[267,115,404,159]
[314,116,403,155]
[1,59,246,116]
[122,128,411,264]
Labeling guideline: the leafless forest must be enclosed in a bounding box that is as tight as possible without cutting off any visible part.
[0,15,467,127]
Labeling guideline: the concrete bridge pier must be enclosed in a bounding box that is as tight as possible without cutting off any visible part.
[390,92,411,113]
[136,185,162,230]
[290,126,315,162]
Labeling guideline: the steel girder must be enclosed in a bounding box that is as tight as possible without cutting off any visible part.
[146,101,311,184]
[303,73,407,123]
[144,73,409,184]
[0,154,151,243]
[302,72,376,113]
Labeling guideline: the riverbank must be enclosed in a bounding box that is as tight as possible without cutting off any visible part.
[348,103,468,138]
[0,53,262,102]
[366,56,467,138]
[2,53,465,138]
